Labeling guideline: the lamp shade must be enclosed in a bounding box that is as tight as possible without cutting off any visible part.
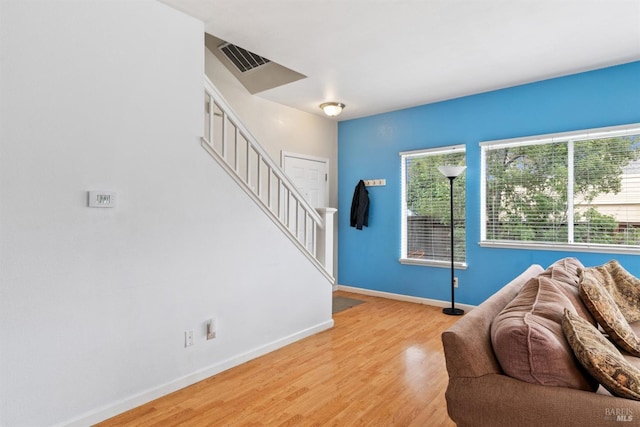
[320,102,345,117]
[438,165,466,178]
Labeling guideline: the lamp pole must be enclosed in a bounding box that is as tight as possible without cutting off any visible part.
[437,165,465,316]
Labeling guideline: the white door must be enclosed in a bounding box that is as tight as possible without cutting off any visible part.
[282,152,329,208]
[282,152,329,250]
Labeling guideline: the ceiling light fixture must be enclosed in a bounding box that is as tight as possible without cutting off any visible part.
[320,102,345,117]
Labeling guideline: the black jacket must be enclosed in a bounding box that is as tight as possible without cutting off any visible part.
[350,180,369,230]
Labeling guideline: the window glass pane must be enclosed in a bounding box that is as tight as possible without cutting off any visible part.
[485,142,568,243]
[404,150,466,263]
[574,136,640,245]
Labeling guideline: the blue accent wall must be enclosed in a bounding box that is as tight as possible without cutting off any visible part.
[337,61,640,306]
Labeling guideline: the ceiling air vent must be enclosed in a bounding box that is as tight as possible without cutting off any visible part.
[219,42,271,73]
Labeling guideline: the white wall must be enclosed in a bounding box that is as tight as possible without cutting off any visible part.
[204,49,339,208]
[0,1,333,426]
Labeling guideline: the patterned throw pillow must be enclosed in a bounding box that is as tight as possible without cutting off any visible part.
[581,260,640,323]
[579,272,640,357]
[562,309,640,400]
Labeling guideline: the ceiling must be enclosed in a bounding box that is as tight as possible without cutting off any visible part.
[159,0,640,121]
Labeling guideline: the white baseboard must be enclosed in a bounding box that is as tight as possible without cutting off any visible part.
[61,319,334,427]
[336,285,476,312]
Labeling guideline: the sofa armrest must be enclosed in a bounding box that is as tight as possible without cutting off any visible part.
[446,374,640,427]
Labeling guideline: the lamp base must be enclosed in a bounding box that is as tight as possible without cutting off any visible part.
[443,307,465,316]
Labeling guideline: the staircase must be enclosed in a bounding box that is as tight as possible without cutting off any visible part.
[201,76,336,283]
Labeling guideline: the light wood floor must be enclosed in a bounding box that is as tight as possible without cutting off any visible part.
[97,291,459,427]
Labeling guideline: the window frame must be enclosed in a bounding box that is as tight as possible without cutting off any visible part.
[480,122,640,255]
[399,144,468,269]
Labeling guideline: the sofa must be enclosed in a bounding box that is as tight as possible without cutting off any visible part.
[442,259,640,427]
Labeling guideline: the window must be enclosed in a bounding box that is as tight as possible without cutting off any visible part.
[400,145,466,267]
[481,123,640,253]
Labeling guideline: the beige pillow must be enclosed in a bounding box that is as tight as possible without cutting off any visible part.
[563,309,640,400]
[491,276,598,391]
[581,260,640,323]
[579,270,640,357]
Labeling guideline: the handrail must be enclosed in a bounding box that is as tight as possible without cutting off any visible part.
[202,76,335,283]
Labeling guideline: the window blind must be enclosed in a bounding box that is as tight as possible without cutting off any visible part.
[400,145,466,266]
[481,123,640,250]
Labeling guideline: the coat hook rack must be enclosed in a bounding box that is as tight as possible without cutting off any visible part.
[363,179,386,187]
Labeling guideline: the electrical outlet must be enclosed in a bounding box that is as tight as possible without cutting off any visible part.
[185,330,194,347]
[206,318,217,340]
[454,277,459,288]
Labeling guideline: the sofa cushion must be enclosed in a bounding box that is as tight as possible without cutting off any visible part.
[491,275,598,391]
[539,257,595,324]
[563,309,640,400]
[579,271,640,357]
[541,257,584,287]
[581,260,640,323]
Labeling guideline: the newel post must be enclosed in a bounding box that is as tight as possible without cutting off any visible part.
[316,208,337,278]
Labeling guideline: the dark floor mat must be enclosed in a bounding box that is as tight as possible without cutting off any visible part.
[332,296,365,314]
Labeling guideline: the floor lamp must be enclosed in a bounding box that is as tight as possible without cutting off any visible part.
[438,165,466,316]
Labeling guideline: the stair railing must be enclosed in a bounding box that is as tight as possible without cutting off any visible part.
[201,76,335,283]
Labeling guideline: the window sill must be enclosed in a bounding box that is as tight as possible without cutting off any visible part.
[479,240,640,255]
[399,258,468,269]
